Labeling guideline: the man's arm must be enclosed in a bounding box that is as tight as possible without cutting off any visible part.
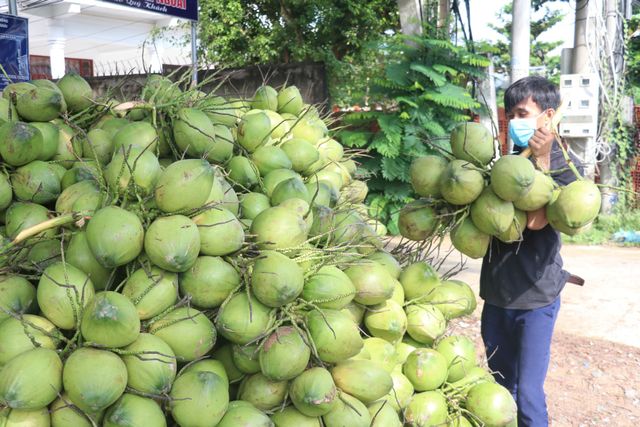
[525,127,555,230]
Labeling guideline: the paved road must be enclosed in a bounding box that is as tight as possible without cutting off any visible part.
[439,243,640,348]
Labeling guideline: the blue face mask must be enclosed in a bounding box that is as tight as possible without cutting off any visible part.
[508,112,546,148]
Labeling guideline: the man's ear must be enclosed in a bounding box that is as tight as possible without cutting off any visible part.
[543,108,555,129]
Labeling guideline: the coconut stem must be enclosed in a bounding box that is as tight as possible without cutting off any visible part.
[10,214,80,246]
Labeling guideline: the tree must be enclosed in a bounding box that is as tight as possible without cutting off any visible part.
[196,1,400,105]
[477,3,565,82]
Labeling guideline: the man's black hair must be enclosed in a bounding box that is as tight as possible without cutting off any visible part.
[504,76,561,112]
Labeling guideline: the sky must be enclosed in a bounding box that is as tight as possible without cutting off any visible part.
[461,0,576,56]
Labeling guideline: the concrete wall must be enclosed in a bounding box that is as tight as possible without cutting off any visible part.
[85,62,329,109]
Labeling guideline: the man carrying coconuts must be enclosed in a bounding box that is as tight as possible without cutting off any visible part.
[480,76,583,427]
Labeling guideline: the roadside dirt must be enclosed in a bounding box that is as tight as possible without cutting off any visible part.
[440,243,640,426]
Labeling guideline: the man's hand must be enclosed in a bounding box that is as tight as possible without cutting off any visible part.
[528,127,554,170]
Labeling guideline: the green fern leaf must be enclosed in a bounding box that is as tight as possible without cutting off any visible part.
[409,64,446,86]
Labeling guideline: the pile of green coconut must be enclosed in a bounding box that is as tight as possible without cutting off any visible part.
[399,122,602,257]
[0,72,517,426]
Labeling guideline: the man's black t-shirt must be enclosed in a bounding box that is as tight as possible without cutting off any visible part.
[479,141,583,310]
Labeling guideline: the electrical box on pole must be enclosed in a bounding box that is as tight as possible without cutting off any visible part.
[558,73,599,138]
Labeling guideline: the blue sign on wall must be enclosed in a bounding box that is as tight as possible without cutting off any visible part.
[100,0,198,21]
[0,14,30,90]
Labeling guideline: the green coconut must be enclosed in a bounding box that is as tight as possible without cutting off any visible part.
[228,156,260,189]
[263,169,299,196]
[237,112,272,152]
[63,348,126,413]
[121,333,176,395]
[399,261,440,301]
[216,293,273,345]
[259,326,311,380]
[61,161,101,190]
[366,251,402,280]
[179,256,240,309]
[546,180,601,229]
[364,299,408,343]
[149,307,216,362]
[211,345,244,384]
[4,202,51,241]
[410,155,449,198]
[344,261,394,306]
[192,207,244,256]
[281,138,320,173]
[251,146,292,176]
[52,122,82,168]
[0,314,60,366]
[2,82,36,100]
[465,382,517,427]
[0,407,51,426]
[470,187,515,236]
[451,217,491,259]
[56,72,93,112]
[144,215,200,272]
[30,121,59,161]
[271,176,310,205]
[271,406,321,426]
[369,401,402,427]
[238,373,288,411]
[251,250,303,307]
[331,359,393,404]
[0,122,43,166]
[361,338,397,373]
[122,266,178,319]
[0,98,15,123]
[173,108,233,163]
[16,87,66,122]
[490,154,536,201]
[0,276,35,322]
[81,291,140,348]
[338,180,367,205]
[301,266,355,310]
[250,206,308,251]
[170,371,229,427]
[0,348,61,410]
[98,117,129,139]
[199,96,240,127]
[86,206,144,268]
[50,392,103,427]
[404,303,446,345]
[240,192,271,220]
[404,391,449,427]
[82,128,114,164]
[277,86,304,115]
[232,344,261,374]
[103,393,167,427]
[435,335,477,383]
[425,279,477,319]
[306,309,363,364]
[105,145,161,198]
[382,369,414,412]
[496,208,527,243]
[398,200,439,241]
[0,174,11,211]
[10,160,60,204]
[289,367,337,417]
[181,359,229,386]
[322,392,370,427]
[450,122,494,166]
[65,231,112,291]
[402,348,448,391]
[37,262,95,329]
[513,169,555,211]
[217,401,273,426]
[439,159,485,205]
[340,301,366,325]
[154,159,215,213]
[252,86,278,111]
[218,175,240,214]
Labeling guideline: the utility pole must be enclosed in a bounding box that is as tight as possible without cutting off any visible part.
[571,0,590,74]
[397,0,423,36]
[510,0,531,83]
[8,0,17,15]
[437,0,450,30]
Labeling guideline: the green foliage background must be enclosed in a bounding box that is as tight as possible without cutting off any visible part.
[337,31,489,234]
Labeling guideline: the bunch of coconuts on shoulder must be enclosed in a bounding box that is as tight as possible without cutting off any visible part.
[401,122,601,258]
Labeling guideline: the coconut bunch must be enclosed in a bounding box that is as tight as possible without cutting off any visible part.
[0,73,518,426]
[401,122,602,259]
